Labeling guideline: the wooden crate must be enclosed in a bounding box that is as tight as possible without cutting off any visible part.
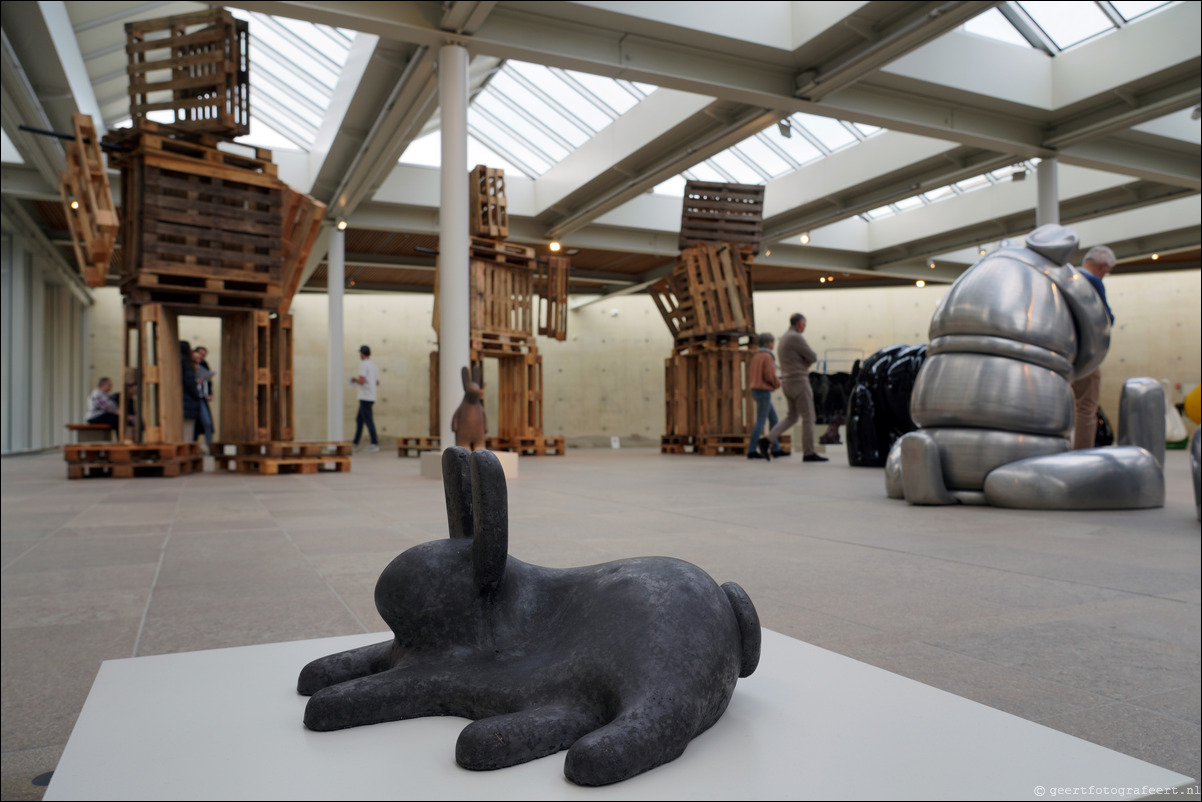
[679,181,764,254]
[125,9,249,138]
[59,113,118,287]
[651,243,755,340]
[536,255,569,341]
[496,352,543,440]
[469,165,508,239]
[664,348,755,446]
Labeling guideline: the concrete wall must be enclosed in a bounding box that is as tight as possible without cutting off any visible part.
[86,268,1201,444]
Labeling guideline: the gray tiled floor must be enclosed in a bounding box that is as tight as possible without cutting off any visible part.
[2,445,1199,799]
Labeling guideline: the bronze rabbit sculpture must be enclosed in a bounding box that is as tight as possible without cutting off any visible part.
[451,364,486,450]
[297,447,761,786]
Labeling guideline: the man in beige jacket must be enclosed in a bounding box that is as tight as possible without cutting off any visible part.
[761,313,827,462]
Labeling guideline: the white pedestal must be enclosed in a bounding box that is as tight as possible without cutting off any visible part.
[420,449,518,480]
[45,630,1192,800]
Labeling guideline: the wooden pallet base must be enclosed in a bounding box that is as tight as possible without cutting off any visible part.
[214,441,351,458]
[65,442,203,479]
[661,434,792,456]
[397,436,440,457]
[216,456,351,475]
[486,436,566,456]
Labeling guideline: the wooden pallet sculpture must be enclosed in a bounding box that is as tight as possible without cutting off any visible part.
[59,11,337,480]
[419,170,569,455]
[657,187,771,455]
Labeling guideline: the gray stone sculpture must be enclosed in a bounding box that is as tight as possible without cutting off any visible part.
[885,224,1164,509]
[298,447,761,786]
[451,364,486,450]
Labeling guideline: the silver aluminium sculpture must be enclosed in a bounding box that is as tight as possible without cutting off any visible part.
[885,225,1165,509]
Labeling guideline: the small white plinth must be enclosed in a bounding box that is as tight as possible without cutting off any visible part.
[420,449,518,481]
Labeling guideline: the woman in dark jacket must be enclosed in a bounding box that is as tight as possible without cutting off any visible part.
[180,341,202,442]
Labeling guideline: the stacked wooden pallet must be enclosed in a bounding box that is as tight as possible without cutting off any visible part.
[650,241,756,340]
[65,443,202,479]
[470,165,508,239]
[125,9,250,138]
[213,442,352,475]
[59,113,118,287]
[487,436,566,456]
[397,436,440,458]
[678,181,764,255]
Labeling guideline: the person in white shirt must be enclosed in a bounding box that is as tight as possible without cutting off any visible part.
[351,345,380,451]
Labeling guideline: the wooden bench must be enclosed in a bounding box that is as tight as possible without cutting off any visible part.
[67,423,116,443]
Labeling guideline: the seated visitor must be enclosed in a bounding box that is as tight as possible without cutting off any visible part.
[86,377,120,429]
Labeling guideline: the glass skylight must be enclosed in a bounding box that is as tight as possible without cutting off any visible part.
[401,59,657,178]
[962,8,1034,47]
[652,112,880,196]
[226,8,356,151]
[1,128,24,164]
[859,160,1042,222]
[963,2,1178,54]
[1111,1,1172,20]
[1018,1,1114,49]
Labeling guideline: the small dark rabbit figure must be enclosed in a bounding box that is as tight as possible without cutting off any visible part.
[451,364,486,450]
[298,447,761,787]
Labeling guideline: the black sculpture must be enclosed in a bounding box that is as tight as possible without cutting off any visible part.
[298,447,761,786]
[846,344,927,466]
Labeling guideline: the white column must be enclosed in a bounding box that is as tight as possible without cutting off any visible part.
[439,43,471,450]
[327,226,345,442]
[1036,157,1059,227]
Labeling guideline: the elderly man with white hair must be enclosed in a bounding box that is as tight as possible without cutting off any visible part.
[1071,244,1117,450]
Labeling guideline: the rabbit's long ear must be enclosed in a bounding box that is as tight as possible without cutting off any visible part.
[461,366,470,390]
[442,446,473,539]
[470,449,508,591]
[472,363,483,387]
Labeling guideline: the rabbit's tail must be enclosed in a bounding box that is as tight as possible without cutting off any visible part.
[721,582,761,677]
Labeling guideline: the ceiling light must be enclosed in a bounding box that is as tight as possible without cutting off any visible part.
[336,219,348,230]
[978,245,987,256]
[799,233,810,245]
[929,261,936,269]
[764,249,771,256]
[819,277,826,283]
[916,280,926,288]
[1151,253,1160,260]
[777,119,792,138]
[549,241,561,252]
[70,200,79,210]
